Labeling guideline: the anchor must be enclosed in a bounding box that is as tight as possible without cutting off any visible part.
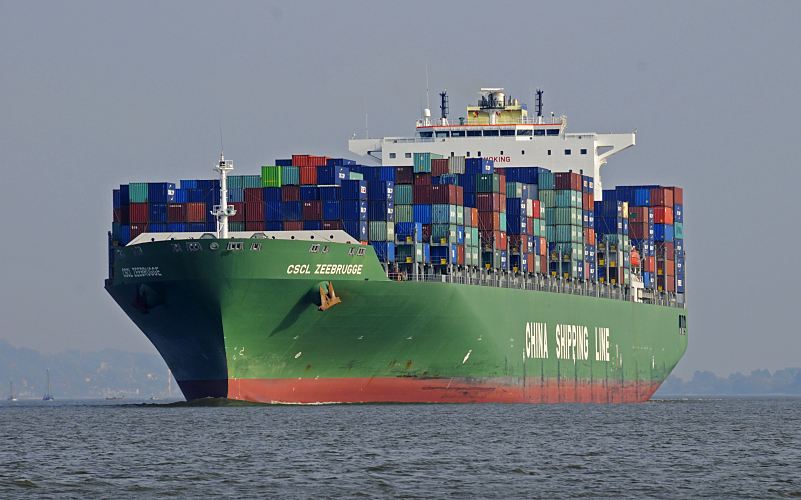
[318,281,342,311]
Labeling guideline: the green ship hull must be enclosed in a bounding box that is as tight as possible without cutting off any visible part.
[105,235,688,403]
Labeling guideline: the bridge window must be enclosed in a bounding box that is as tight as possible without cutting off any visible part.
[482,130,499,137]
[500,129,515,136]
[389,152,396,159]
[477,151,481,156]
[405,152,412,158]
[419,131,433,138]
[435,131,450,138]
[581,148,588,155]
[466,152,470,157]
[517,129,533,136]
[565,149,572,155]
[467,130,482,137]
[534,129,545,136]
[451,130,465,137]
[500,151,504,155]
[547,129,560,136]
[521,150,525,155]
[547,150,551,156]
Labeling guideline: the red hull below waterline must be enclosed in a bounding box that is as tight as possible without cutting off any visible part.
[227,378,663,404]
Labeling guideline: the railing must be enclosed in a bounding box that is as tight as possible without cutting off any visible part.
[386,271,686,309]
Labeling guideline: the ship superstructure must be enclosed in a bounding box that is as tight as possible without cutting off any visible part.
[349,88,635,195]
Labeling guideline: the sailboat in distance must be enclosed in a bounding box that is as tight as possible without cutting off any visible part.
[42,369,54,401]
[7,381,17,401]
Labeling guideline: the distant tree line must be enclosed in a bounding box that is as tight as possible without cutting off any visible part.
[656,368,801,396]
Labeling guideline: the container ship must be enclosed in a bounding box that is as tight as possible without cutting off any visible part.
[105,88,688,403]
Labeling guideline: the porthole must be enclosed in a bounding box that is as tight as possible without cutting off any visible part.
[209,242,219,250]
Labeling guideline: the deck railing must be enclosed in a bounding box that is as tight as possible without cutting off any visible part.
[387,271,685,309]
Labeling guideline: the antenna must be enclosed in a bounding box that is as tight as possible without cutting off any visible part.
[219,120,224,155]
[439,90,449,120]
[535,89,544,117]
[425,64,431,111]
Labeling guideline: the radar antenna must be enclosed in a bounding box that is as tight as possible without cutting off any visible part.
[439,90,449,125]
[535,89,544,117]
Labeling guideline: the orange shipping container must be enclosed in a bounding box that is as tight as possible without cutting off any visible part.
[653,206,674,224]
[185,202,206,222]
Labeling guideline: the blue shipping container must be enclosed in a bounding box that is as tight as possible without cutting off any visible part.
[323,200,341,220]
[371,242,396,262]
[343,220,368,240]
[341,180,368,200]
[413,204,432,224]
[282,201,302,221]
[342,200,368,221]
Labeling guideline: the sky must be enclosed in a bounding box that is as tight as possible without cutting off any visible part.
[1,1,800,377]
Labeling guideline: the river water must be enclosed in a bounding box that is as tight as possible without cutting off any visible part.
[1,398,799,498]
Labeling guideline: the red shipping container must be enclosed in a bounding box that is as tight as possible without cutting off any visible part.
[527,253,534,272]
[582,192,594,209]
[583,227,596,246]
[246,221,265,231]
[499,178,507,196]
[509,235,528,253]
[245,202,264,222]
[413,185,432,204]
[395,166,414,184]
[478,212,501,230]
[526,217,534,235]
[291,154,309,167]
[644,256,655,273]
[414,173,432,185]
[555,172,582,191]
[457,245,465,266]
[431,158,449,176]
[629,222,648,240]
[456,185,464,206]
[628,207,648,223]
[498,231,507,251]
[476,193,501,212]
[531,199,541,218]
[299,166,317,185]
[430,184,457,204]
[130,223,148,239]
[540,255,547,271]
[651,187,674,208]
[656,241,675,258]
[302,200,322,220]
[167,203,185,223]
[185,202,206,222]
[244,187,264,202]
[130,202,149,223]
[282,185,300,202]
[539,237,547,256]
[670,186,683,205]
[322,220,343,230]
[284,221,303,231]
[653,206,674,224]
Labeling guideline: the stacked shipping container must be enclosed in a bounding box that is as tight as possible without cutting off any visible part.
[111,155,684,294]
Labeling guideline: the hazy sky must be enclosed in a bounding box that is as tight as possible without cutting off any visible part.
[1,1,800,377]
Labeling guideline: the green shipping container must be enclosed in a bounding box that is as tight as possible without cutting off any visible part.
[129,182,148,203]
[231,175,262,189]
[368,221,395,242]
[394,184,413,205]
[674,222,684,239]
[229,221,246,231]
[477,174,501,193]
[261,166,282,187]
[539,189,556,208]
[281,166,300,185]
[456,205,464,225]
[395,205,414,223]
[500,212,507,232]
[555,190,581,208]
